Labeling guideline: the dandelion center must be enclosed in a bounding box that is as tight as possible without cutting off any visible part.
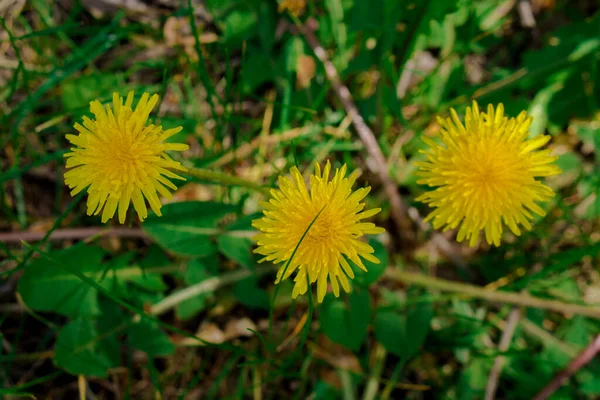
[305,211,340,244]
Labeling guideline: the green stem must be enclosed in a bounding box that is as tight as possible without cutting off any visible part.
[339,369,356,400]
[385,269,600,320]
[184,167,272,196]
[362,343,387,400]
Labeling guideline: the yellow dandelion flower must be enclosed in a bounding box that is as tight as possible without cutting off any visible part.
[278,0,306,17]
[64,91,189,223]
[252,161,385,303]
[416,101,561,247]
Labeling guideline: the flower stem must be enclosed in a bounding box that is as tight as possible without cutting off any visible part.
[385,269,600,320]
[184,167,272,196]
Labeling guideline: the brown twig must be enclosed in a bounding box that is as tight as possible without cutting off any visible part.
[533,334,600,400]
[0,227,147,243]
[297,20,466,268]
[485,307,522,400]
[297,19,412,242]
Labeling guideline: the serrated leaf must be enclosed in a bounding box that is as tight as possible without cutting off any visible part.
[320,289,370,351]
[142,201,238,257]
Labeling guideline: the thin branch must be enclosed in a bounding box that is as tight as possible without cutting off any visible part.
[485,307,522,400]
[297,19,412,241]
[385,269,600,320]
[0,227,147,243]
[533,334,600,400]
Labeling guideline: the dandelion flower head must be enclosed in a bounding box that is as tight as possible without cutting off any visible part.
[64,91,189,223]
[278,0,306,17]
[416,101,561,247]
[252,162,385,303]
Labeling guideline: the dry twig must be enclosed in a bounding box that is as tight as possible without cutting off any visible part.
[297,19,412,242]
[485,307,522,400]
[296,20,466,268]
[533,334,600,400]
[0,227,147,243]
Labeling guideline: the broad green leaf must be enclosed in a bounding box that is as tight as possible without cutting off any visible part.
[54,318,120,377]
[139,245,171,268]
[176,257,217,320]
[218,235,254,269]
[233,276,270,310]
[320,289,371,351]
[242,51,275,94]
[223,9,257,46]
[580,371,600,395]
[128,319,175,357]
[142,201,238,257]
[218,213,257,269]
[457,357,487,399]
[61,73,124,111]
[18,244,106,316]
[374,301,432,360]
[313,380,340,400]
[373,311,404,356]
[18,243,170,317]
[354,239,388,287]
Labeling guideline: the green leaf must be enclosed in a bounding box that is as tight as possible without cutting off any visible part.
[18,243,170,317]
[233,276,270,310]
[320,289,371,351]
[457,357,487,398]
[128,319,175,357]
[176,257,217,320]
[142,201,238,257]
[54,318,120,377]
[374,301,432,360]
[218,213,256,269]
[513,244,600,290]
[61,73,124,111]
[139,245,171,268]
[354,239,388,287]
[18,243,106,316]
[242,51,275,94]
[373,311,404,356]
[218,235,254,269]
[222,10,257,46]
[580,371,600,395]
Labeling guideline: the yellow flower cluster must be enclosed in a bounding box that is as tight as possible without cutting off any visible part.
[64,95,560,302]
